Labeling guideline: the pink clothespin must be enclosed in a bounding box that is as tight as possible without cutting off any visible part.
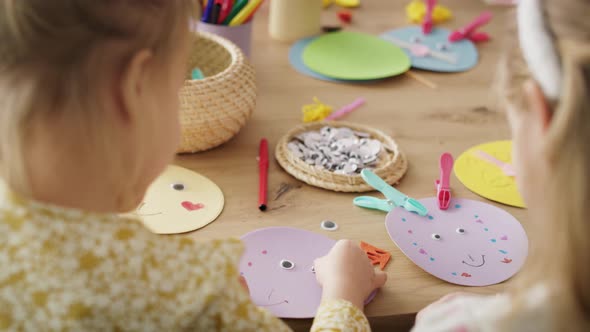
[422,0,436,34]
[435,153,454,210]
[448,11,493,43]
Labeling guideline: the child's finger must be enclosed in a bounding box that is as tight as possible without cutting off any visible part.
[313,257,326,281]
[238,276,249,293]
[373,270,388,288]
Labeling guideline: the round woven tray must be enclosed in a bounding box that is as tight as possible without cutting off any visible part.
[275,121,408,192]
[177,32,256,153]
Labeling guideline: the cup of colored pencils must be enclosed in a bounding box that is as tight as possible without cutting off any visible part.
[196,0,265,58]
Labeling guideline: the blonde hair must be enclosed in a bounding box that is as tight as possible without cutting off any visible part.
[0,0,195,194]
[499,0,590,330]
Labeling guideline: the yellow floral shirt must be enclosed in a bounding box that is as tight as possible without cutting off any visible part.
[0,187,370,331]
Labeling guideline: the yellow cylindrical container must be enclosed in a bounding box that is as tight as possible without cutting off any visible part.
[269,0,322,42]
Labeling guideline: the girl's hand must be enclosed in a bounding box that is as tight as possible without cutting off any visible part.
[314,239,387,310]
[239,276,249,293]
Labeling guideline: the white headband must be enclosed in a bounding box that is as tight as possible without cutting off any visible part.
[517,0,562,100]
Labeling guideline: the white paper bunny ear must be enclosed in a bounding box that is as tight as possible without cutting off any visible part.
[518,0,562,100]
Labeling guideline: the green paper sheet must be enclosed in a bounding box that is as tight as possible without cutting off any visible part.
[302,32,411,80]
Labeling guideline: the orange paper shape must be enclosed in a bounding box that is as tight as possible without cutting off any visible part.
[360,241,391,270]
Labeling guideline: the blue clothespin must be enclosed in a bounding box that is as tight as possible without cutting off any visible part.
[354,169,428,216]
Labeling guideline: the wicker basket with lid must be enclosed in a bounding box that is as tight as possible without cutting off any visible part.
[177,32,256,153]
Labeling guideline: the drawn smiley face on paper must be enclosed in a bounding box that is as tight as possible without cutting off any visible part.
[134,165,224,234]
[239,227,336,318]
[240,227,378,318]
[386,198,528,286]
[381,26,479,72]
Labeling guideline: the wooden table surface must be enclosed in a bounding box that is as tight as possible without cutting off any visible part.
[178,0,522,328]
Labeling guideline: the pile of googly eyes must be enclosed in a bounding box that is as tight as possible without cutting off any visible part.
[287,126,384,175]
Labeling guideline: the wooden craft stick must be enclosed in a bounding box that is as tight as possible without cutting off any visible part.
[405,70,438,89]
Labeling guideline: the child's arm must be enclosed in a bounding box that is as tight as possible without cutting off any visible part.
[411,293,512,332]
[311,299,371,331]
[412,286,553,332]
[142,235,292,331]
[310,240,388,332]
[412,294,486,332]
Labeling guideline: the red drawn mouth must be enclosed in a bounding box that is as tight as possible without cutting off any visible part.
[501,258,512,264]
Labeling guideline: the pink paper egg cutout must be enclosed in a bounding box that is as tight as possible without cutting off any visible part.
[239,227,336,318]
[240,227,377,318]
[385,198,528,286]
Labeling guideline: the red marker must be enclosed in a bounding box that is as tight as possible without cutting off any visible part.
[258,138,269,211]
[216,0,234,24]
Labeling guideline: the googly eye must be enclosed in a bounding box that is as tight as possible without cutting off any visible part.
[410,36,422,43]
[456,228,466,234]
[431,234,442,241]
[280,260,295,270]
[436,42,450,51]
[321,220,338,231]
[172,183,185,191]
